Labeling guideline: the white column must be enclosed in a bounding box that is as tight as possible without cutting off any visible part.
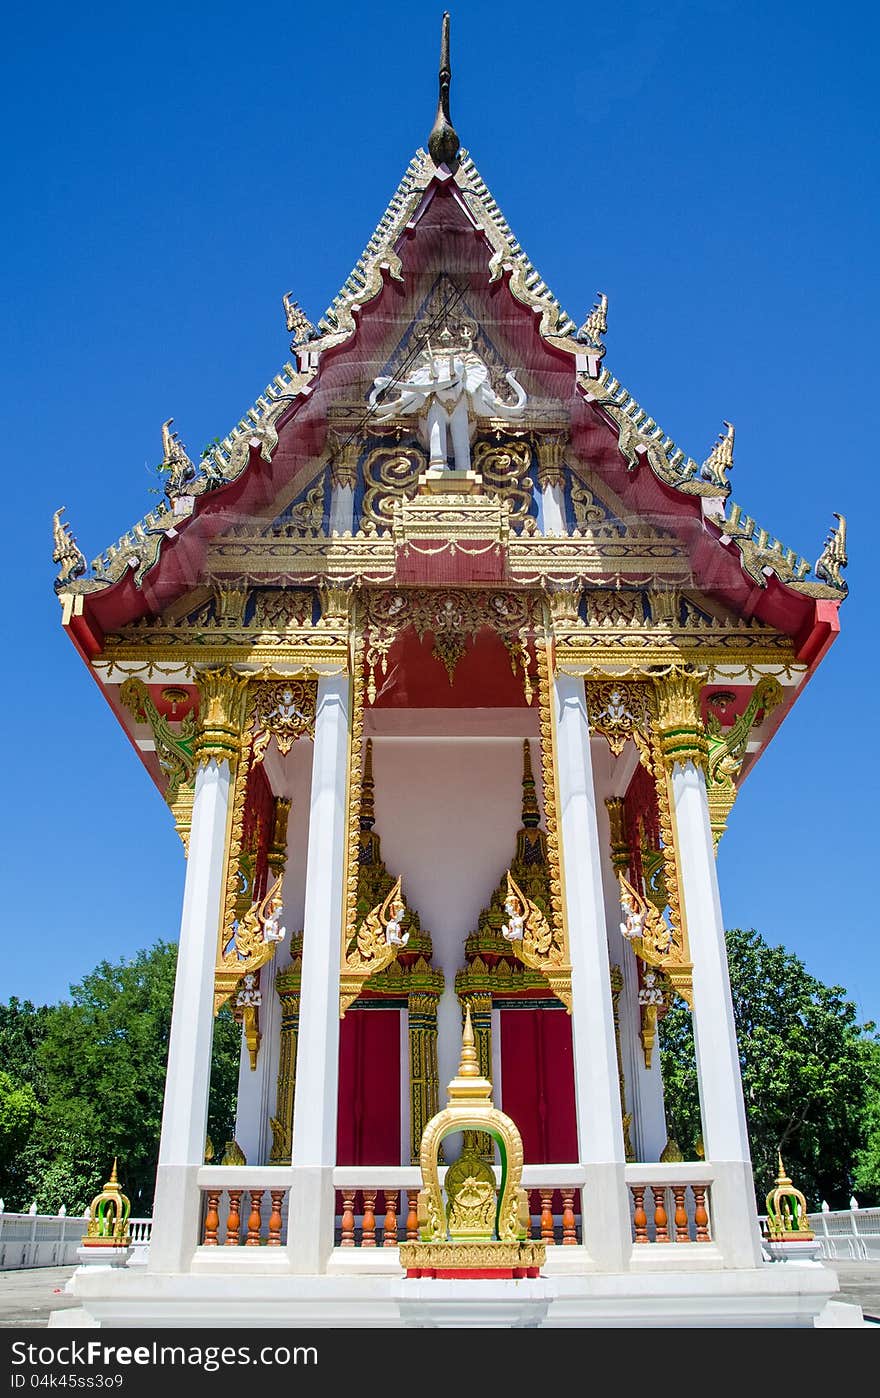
[287,674,350,1274]
[233,967,282,1166]
[672,759,762,1266]
[554,672,632,1268]
[540,483,566,534]
[149,758,231,1272]
[592,764,667,1163]
[329,484,354,535]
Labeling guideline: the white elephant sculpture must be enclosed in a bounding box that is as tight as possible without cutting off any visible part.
[369,324,527,473]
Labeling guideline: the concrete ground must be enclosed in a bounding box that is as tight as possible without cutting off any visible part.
[0,1261,878,1328]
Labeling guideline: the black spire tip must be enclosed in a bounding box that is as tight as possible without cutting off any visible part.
[428,12,460,169]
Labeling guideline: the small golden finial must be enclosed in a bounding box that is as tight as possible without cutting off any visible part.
[109,1158,119,1186]
[428,12,460,168]
[459,1005,480,1077]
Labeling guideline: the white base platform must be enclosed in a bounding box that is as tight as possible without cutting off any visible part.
[50,1259,845,1329]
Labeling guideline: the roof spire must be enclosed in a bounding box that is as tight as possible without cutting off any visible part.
[428,12,460,169]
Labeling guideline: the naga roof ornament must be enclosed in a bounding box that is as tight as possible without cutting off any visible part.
[428,12,459,170]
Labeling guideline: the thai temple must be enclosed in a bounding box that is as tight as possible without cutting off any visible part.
[51,16,849,1327]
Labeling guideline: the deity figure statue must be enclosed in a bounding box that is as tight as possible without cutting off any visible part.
[501,893,525,942]
[368,322,527,473]
[235,972,262,1008]
[638,967,666,1008]
[384,897,409,947]
[619,894,646,943]
[263,897,286,945]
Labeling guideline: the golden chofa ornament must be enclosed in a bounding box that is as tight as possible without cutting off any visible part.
[398,1006,545,1277]
[82,1159,131,1248]
[765,1153,815,1242]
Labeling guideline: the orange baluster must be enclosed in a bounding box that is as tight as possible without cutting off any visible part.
[651,1185,670,1243]
[268,1190,285,1245]
[225,1189,243,1246]
[692,1185,710,1242]
[340,1190,356,1247]
[203,1191,220,1246]
[383,1190,398,1247]
[540,1190,555,1245]
[246,1189,264,1245]
[672,1184,689,1242]
[361,1190,377,1247]
[631,1185,649,1243]
[561,1189,578,1245]
[406,1190,420,1241]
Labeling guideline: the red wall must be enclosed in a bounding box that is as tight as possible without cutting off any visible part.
[336,1009,401,1165]
[499,1008,578,1163]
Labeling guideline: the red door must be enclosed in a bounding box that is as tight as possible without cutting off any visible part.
[336,1008,401,1165]
[499,1007,578,1163]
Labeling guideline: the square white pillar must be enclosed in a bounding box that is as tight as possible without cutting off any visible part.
[287,674,350,1274]
[149,758,231,1273]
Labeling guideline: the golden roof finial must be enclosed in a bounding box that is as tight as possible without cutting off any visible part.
[428,12,460,169]
[360,737,376,830]
[109,1157,119,1187]
[521,740,540,828]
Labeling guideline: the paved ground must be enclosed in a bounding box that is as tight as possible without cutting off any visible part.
[0,1261,878,1328]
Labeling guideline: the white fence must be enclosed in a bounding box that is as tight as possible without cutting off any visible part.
[0,1213,152,1270]
[806,1208,880,1261]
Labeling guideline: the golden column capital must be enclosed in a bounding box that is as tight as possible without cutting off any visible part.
[605,797,629,872]
[654,668,708,771]
[328,430,360,490]
[535,432,567,491]
[193,668,251,766]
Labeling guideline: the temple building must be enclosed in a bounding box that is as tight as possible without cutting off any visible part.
[52,17,848,1327]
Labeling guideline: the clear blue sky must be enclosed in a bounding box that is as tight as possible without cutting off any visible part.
[1,1,877,1029]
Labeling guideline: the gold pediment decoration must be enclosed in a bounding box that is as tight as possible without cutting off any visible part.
[392,488,510,554]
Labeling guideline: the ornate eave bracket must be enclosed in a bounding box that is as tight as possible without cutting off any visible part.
[498,871,572,1011]
[617,870,693,1007]
[214,873,286,1015]
[339,877,408,1016]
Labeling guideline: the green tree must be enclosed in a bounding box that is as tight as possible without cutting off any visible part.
[660,928,878,1210]
[0,1072,39,1163]
[0,943,241,1214]
[852,1040,880,1206]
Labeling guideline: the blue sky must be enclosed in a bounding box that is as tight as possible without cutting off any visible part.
[1,0,877,1029]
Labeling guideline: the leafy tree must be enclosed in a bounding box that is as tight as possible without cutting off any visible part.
[0,998,52,1088]
[660,928,878,1209]
[852,1040,880,1206]
[0,1072,39,1163]
[0,943,241,1214]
